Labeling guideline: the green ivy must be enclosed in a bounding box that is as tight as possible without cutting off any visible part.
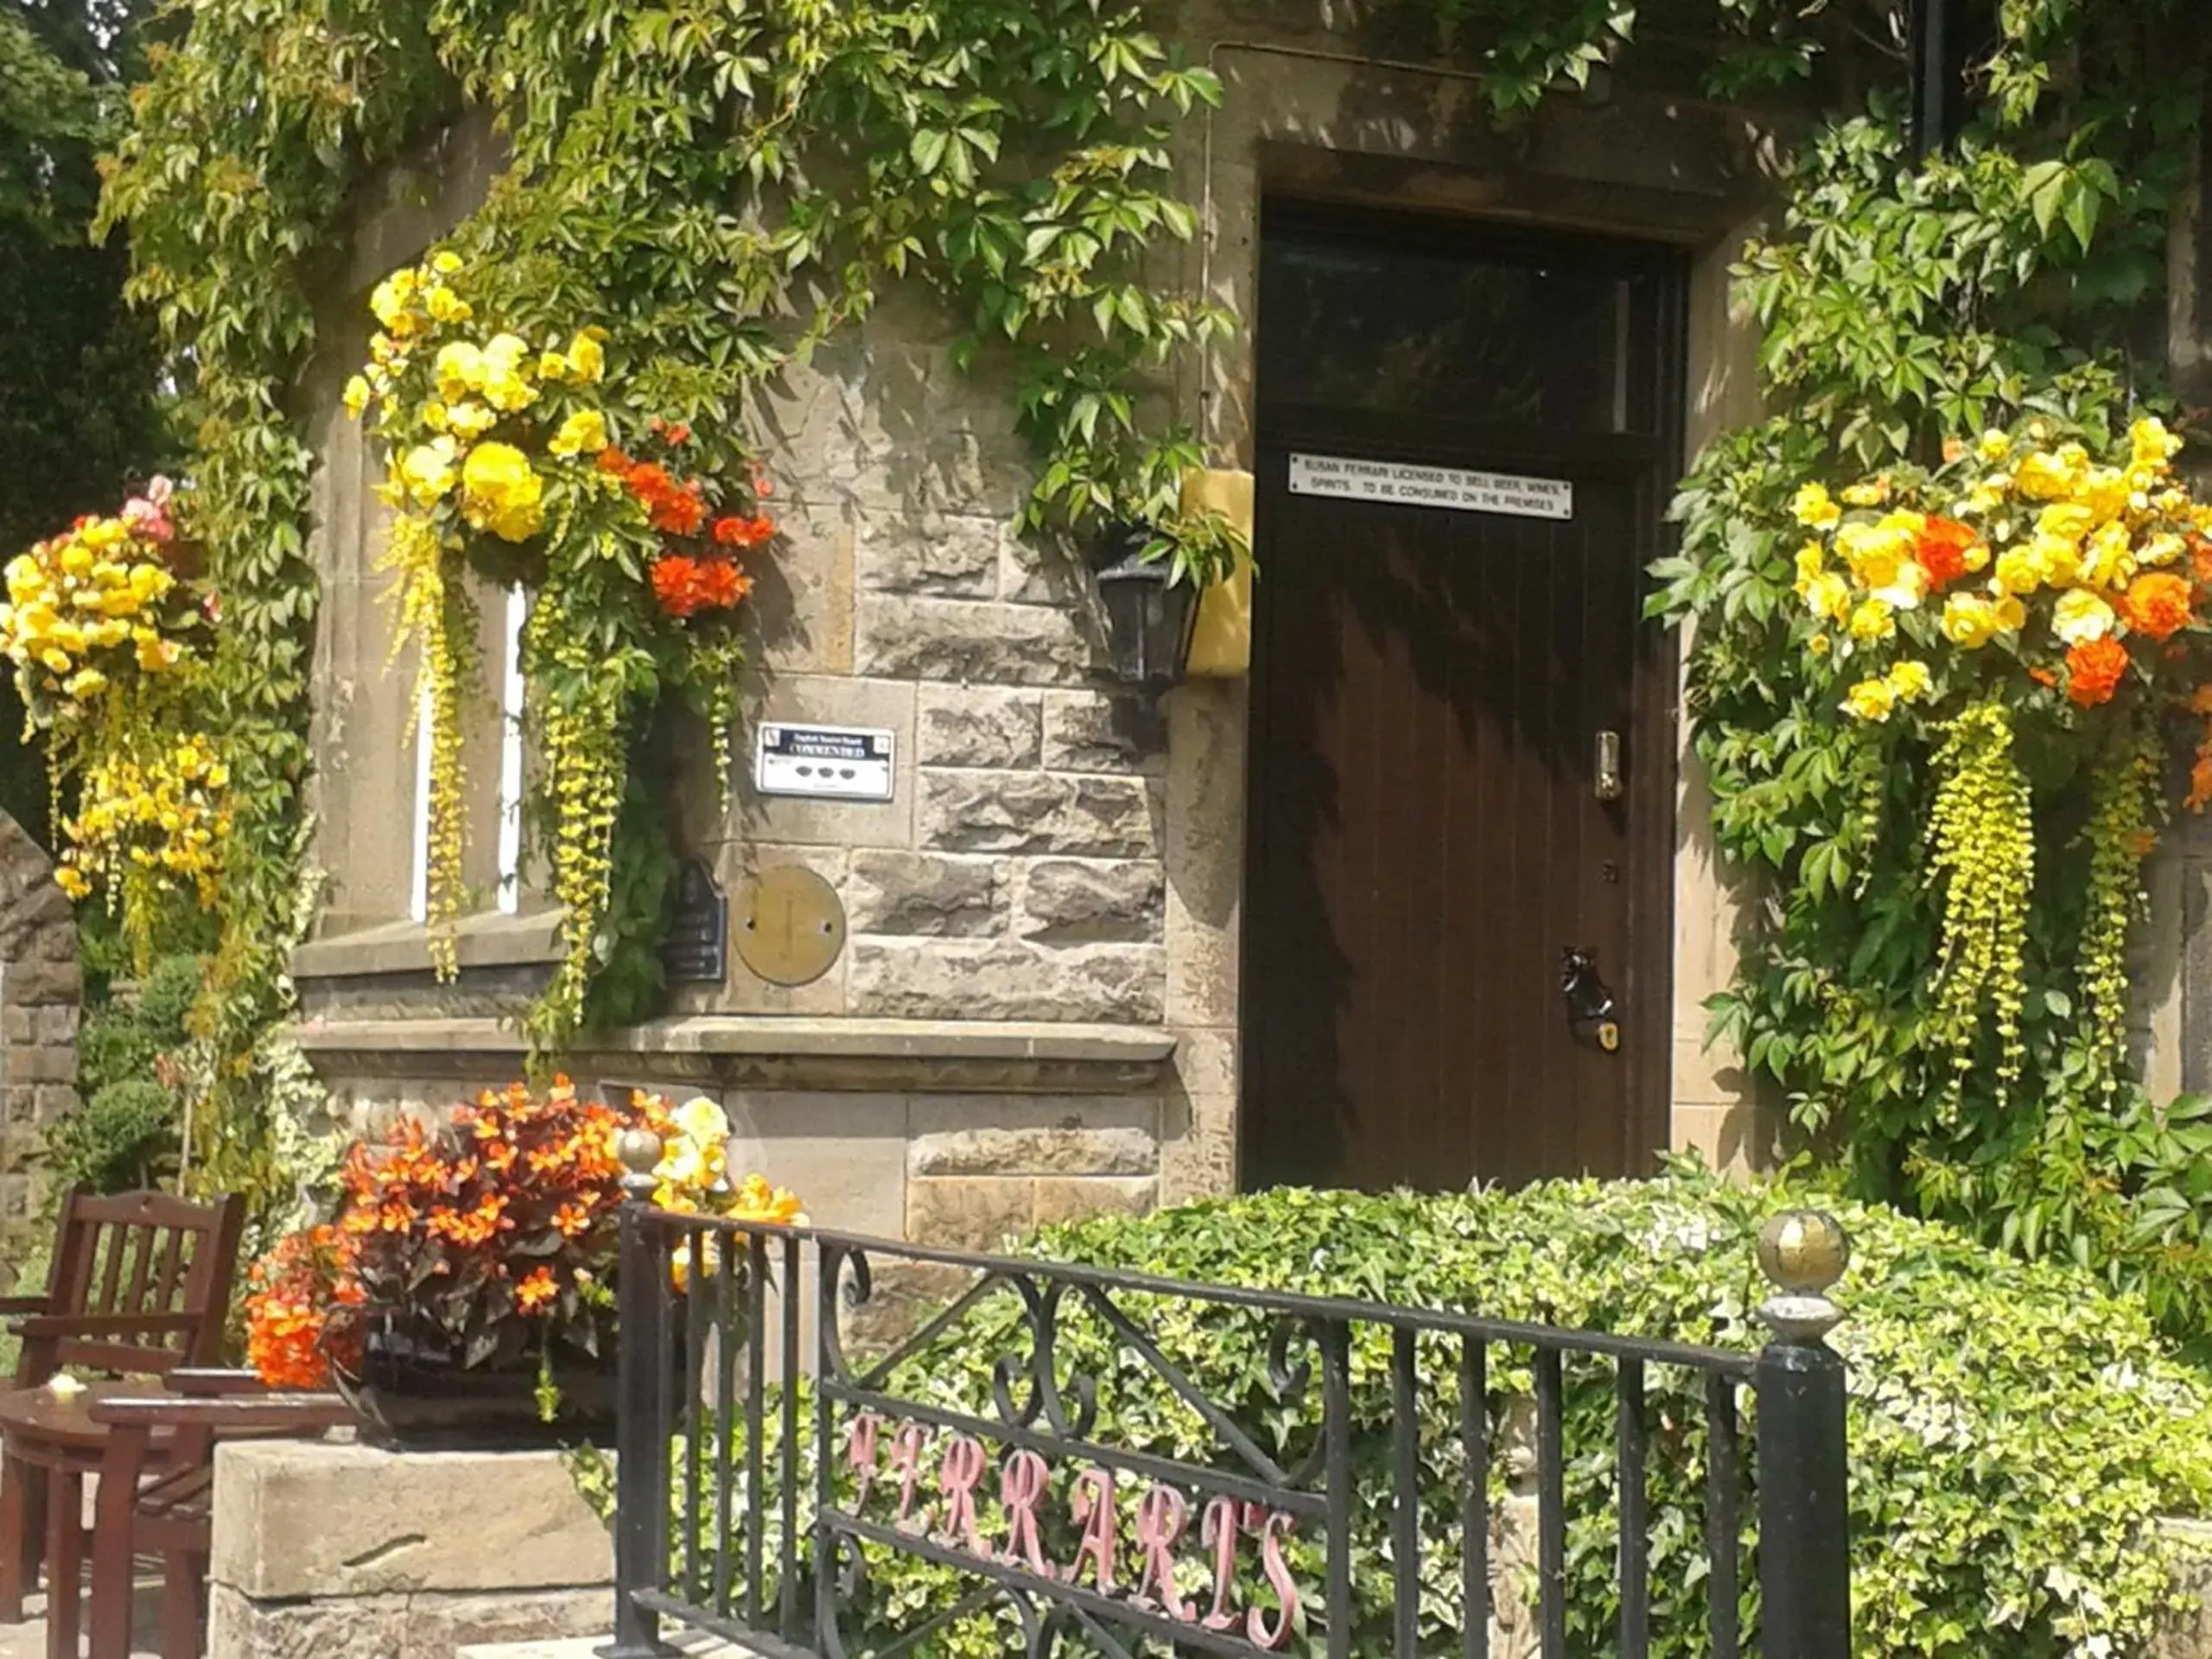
[596,1174,2212,1657]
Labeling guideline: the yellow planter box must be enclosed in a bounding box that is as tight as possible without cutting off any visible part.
[1180,467,1255,678]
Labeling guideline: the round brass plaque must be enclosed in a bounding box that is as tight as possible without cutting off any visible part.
[734,865,847,988]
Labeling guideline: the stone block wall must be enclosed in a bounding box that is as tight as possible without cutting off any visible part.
[208,1438,612,1659]
[0,812,78,1268]
[291,3,1809,1233]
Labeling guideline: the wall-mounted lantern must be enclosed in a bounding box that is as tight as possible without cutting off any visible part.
[1091,524,1200,692]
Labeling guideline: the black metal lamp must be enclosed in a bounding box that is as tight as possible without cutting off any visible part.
[1092,524,1200,693]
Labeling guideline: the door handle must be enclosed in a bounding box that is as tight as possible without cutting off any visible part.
[1560,947,1621,1052]
[1594,730,1624,801]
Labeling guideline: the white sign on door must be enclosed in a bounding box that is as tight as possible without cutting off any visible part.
[1287,452,1573,521]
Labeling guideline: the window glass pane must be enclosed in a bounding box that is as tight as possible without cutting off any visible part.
[1258,219,1659,434]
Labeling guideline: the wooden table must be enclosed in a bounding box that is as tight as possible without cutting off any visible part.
[0,1381,175,1659]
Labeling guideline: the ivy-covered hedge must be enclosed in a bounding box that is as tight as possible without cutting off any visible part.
[666,1172,2212,1658]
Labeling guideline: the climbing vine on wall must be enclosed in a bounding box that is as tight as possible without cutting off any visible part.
[95,0,2212,1327]
[1649,3,2212,1344]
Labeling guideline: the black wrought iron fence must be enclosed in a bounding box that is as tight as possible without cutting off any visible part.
[602,1145,1850,1659]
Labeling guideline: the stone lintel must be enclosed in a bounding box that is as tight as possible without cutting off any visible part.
[289,1014,1176,1096]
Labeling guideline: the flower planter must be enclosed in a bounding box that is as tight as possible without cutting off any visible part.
[334,1326,622,1451]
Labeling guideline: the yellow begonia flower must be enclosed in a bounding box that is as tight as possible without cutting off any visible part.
[1992,547,2041,596]
[399,438,460,506]
[2051,588,2118,645]
[2132,416,2182,471]
[1808,633,1831,656]
[460,442,545,543]
[2141,532,2185,569]
[480,378,531,416]
[567,331,606,384]
[674,1094,730,1147]
[1962,480,2006,515]
[1942,593,2002,648]
[433,251,463,275]
[369,269,420,332]
[1847,599,1894,642]
[426,285,473,324]
[342,375,372,419]
[539,351,569,381]
[2037,502,2095,543]
[2080,467,2130,526]
[1887,660,1933,702]
[1976,430,2012,463]
[1794,542,1826,584]
[2016,451,2080,500]
[446,401,497,442]
[38,648,69,674]
[2031,533,2083,587]
[1874,563,1927,611]
[548,410,608,459]
[1840,477,1891,508]
[1842,678,1897,721]
[1802,574,1850,622]
[64,668,106,699]
[434,341,486,401]
[2083,521,2135,589]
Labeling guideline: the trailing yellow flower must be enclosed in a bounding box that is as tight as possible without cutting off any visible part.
[566,330,606,383]
[1927,702,2033,1097]
[2077,728,2158,1092]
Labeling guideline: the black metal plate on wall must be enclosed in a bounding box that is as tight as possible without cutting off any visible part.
[659,857,728,984]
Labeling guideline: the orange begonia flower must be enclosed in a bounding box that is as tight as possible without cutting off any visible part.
[2065,637,2129,707]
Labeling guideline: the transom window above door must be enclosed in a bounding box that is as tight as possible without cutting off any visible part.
[1257,202,1676,437]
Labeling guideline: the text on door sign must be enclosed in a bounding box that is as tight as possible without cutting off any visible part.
[1288,451,1573,521]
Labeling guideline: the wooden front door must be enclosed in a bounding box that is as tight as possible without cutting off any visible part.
[1240,205,1683,1194]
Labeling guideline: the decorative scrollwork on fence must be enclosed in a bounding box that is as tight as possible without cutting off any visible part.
[991,1272,1101,1439]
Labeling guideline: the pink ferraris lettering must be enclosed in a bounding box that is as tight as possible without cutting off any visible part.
[1065,1465,1118,1591]
[888,1421,933,1534]
[936,1435,990,1557]
[844,1412,884,1512]
[999,1449,1052,1575]
[1198,1497,1300,1649]
[840,1416,1301,1648]
[1131,1485,1193,1620]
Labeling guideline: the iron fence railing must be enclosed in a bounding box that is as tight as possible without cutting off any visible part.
[602,1159,1849,1659]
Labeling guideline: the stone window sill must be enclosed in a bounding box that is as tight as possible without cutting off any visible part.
[289,1014,1178,1096]
[292,910,564,980]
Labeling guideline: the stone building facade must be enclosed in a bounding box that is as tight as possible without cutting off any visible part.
[283,4,2212,1243]
[0,812,79,1268]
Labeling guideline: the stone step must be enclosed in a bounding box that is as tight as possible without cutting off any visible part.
[458,1633,738,1659]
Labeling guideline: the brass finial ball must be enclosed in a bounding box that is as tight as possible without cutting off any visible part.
[616,1126,664,1179]
[1757,1209,1851,1296]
